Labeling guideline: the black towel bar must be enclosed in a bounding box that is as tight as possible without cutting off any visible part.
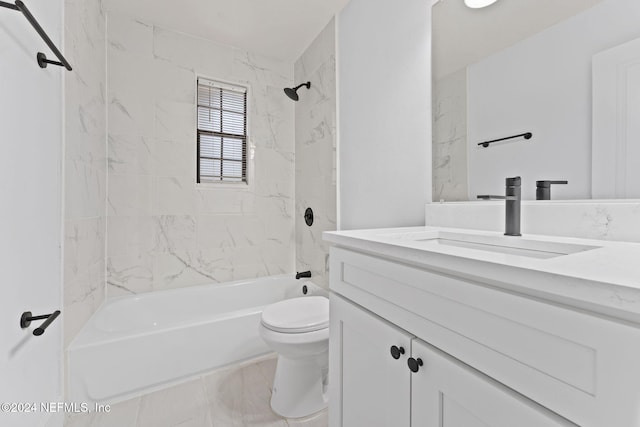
[21,310,61,336]
[478,132,532,148]
[0,0,72,70]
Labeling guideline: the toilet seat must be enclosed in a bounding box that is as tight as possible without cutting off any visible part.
[261,296,329,333]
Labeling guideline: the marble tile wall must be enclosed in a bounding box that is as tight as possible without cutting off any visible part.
[63,0,107,347]
[294,19,337,289]
[432,68,468,202]
[425,200,640,243]
[105,13,295,295]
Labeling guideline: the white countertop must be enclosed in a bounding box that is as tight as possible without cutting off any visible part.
[324,226,640,323]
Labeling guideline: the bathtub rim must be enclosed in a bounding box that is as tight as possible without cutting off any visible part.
[68,274,324,350]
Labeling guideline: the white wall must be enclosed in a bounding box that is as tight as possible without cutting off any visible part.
[467,0,640,201]
[295,19,337,288]
[337,0,432,230]
[0,0,64,426]
[105,13,295,295]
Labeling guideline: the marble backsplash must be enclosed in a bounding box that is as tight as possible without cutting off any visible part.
[105,13,295,295]
[425,200,640,243]
[294,19,337,289]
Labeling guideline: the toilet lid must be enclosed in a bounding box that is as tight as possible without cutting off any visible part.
[261,296,329,333]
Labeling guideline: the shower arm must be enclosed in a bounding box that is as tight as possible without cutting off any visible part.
[293,82,311,91]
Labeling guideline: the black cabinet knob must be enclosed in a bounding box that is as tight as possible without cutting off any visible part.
[408,357,423,373]
[390,345,405,360]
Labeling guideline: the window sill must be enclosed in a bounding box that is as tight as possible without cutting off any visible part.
[196,181,252,191]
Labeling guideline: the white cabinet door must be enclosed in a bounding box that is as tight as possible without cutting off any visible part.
[329,294,413,427]
[410,339,574,427]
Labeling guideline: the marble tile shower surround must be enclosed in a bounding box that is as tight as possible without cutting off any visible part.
[432,68,468,202]
[294,19,337,289]
[105,13,295,296]
[425,200,640,243]
[64,355,328,427]
[64,0,107,346]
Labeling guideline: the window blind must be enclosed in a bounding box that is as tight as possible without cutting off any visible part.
[197,78,248,183]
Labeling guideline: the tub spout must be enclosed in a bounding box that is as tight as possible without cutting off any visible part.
[296,271,312,279]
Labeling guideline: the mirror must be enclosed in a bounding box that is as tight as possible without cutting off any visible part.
[432,0,640,201]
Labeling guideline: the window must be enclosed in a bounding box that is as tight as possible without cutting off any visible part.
[197,78,248,183]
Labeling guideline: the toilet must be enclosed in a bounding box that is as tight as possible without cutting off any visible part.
[259,296,329,418]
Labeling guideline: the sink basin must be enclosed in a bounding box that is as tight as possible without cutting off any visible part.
[384,231,600,259]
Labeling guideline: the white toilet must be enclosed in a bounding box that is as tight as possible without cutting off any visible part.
[259,296,329,418]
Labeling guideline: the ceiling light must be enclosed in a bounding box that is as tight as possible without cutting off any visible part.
[464,0,498,8]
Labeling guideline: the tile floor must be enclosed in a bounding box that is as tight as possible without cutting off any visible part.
[65,355,327,427]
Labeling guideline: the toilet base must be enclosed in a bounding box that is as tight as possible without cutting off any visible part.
[270,353,328,418]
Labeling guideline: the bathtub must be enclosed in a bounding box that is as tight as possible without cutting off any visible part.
[68,274,325,405]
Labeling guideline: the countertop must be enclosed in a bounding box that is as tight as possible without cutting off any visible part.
[324,226,640,323]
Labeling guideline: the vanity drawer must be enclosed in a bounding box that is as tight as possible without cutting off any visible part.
[329,247,640,427]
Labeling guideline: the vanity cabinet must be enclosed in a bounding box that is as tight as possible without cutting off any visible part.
[330,294,571,427]
[329,294,412,427]
[328,246,640,427]
[411,338,572,427]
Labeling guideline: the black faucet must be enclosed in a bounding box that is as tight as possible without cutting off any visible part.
[477,176,522,236]
[536,180,568,200]
[296,271,311,279]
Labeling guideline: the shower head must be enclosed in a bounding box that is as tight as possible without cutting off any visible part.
[284,87,299,101]
[284,82,311,101]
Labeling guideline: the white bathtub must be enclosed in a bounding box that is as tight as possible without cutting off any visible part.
[68,274,324,404]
